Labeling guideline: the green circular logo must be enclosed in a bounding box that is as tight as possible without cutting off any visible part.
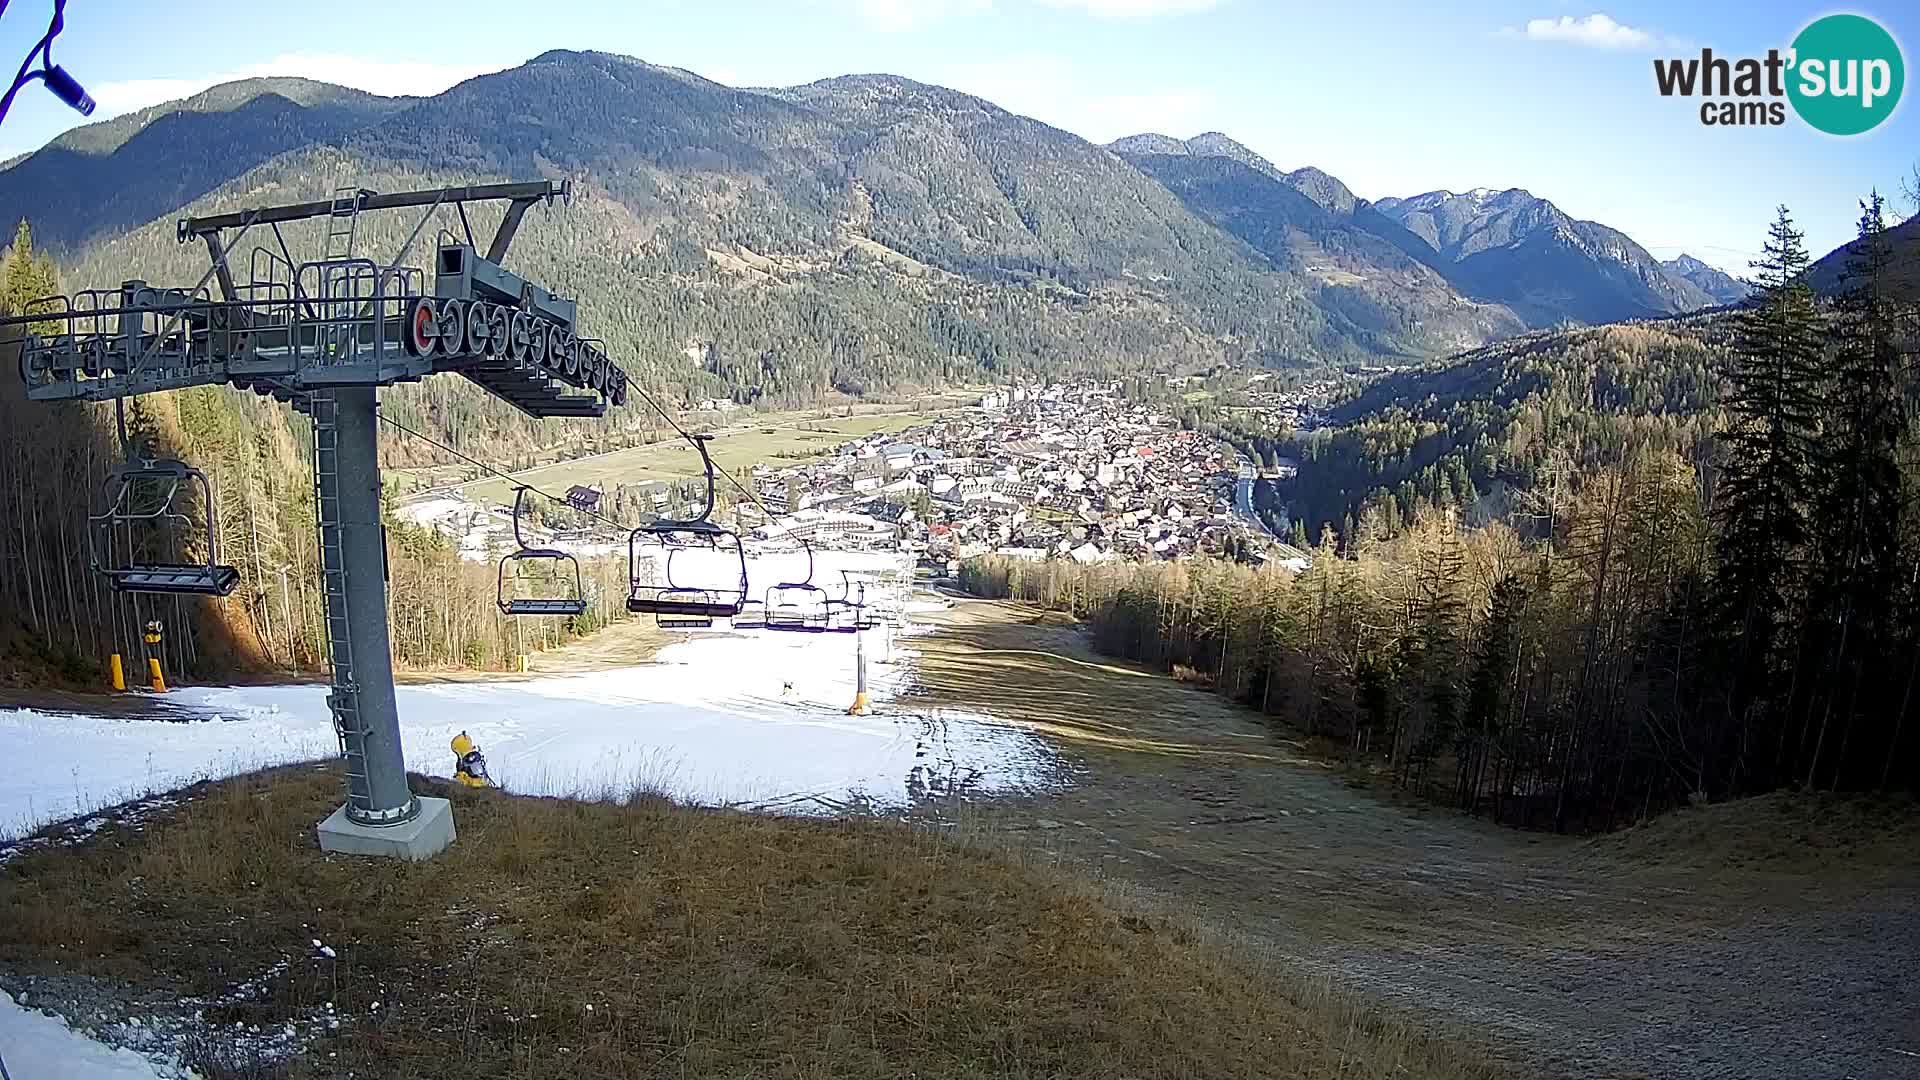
[1787,14,1904,135]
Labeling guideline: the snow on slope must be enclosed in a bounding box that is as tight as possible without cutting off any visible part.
[0,554,1053,840]
[0,992,173,1079]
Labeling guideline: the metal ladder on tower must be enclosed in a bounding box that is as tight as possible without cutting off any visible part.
[311,391,373,817]
[324,186,363,262]
[318,187,365,365]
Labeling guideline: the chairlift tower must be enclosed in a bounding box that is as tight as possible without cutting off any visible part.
[4,180,631,860]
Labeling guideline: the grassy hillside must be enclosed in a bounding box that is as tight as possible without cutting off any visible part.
[0,767,1501,1079]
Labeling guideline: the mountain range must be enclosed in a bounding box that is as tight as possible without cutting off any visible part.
[1662,254,1751,305]
[0,51,1779,405]
[1105,133,1755,327]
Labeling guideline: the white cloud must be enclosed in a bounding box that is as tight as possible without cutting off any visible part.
[89,53,508,118]
[937,55,1216,143]
[1036,0,1221,16]
[1501,13,1660,50]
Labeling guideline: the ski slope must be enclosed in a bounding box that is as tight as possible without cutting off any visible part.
[0,556,1057,842]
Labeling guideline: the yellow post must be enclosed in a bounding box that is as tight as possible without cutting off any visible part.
[846,631,870,715]
[519,653,529,673]
[143,619,167,693]
[109,654,125,691]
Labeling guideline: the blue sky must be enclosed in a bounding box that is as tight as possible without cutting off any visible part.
[2,0,1914,270]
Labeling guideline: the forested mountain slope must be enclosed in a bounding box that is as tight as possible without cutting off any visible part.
[1264,316,1730,539]
[1809,212,1920,297]
[18,50,1480,399]
[0,78,411,252]
[1109,131,1453,272]
[1109,134,1724,330]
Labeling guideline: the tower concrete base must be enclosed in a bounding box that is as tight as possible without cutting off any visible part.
[316,796,456,860]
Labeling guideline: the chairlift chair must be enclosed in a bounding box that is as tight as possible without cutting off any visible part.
[496,486,587,617]
[762,559,878,635]
[628,533,749,629]
[822,573,880,633]
[624,433,749,628]
[762,540,833,633]
[729,599,769,630]
[89,450,241,596]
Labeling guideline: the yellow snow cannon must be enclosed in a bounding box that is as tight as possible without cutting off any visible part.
[451,731,494,788]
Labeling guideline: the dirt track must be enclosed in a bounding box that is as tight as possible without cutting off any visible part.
[906,600,1920,1080]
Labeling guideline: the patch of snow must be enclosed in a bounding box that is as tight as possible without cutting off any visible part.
[0,993,174,1079]
[0,709,328,842]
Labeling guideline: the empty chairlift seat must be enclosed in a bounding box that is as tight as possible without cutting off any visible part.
[89,453,241,597]
[822,572,879,633]
[762,543,833,632]
[623,431,749,629]
[497,487,588,617]
[497,549,587,617]
[627,523,749,629]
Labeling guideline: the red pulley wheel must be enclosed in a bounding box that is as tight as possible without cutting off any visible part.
[406,298,438,357]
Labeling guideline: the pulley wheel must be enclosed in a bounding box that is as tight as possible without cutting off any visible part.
[467,301,493,357]
[526,319,548,366]
[436,298,467,356]
[507,311,532,362]
[487,304,510,359]
[405,297,439,357]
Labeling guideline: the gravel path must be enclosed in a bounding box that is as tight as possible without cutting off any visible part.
[910,601,1920,1080]
[1330,898,1920,1080]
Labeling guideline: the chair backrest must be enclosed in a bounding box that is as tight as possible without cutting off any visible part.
[497,548,586,617]
[629,522,749,619]
[89,455,239,596]
[497,488,588,617]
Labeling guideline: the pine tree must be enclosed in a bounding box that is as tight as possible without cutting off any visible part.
[1710,206,1825,786]
[1459,572,1526,813]
[1801,192,1907,789]
[2,220,62,336]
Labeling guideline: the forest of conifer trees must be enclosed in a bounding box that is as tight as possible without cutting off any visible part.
[965,199,1920,830]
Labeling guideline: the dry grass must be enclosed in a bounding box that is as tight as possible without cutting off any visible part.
[0,767,1504,1080]
[1581,789,1920,876]
[451,411,943,507]
[910,601,1311,766]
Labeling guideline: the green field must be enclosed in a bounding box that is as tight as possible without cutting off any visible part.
[440,410,942,509]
